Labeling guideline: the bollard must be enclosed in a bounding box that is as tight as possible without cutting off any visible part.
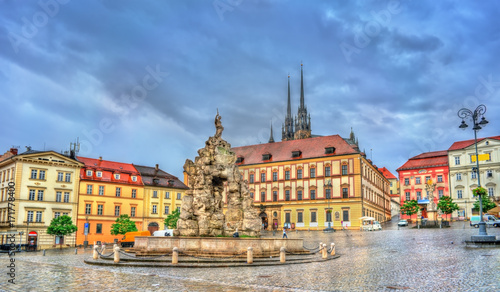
[75,248,78,254]
[114,245,120,263]
[43,249,46,256]
[319,242,323,250]
[101,243,106,254]
[93,245,99,260]
[330,243,336,256]
[280,247,286,263]
[247,247,253,264]
[172,247,179,265]
[322,244,328,259]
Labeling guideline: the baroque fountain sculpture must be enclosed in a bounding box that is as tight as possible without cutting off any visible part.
[174,111,261,237]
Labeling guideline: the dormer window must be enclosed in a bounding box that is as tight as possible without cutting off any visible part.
[325,147,335,154]
[96,171,102,178]
[86,170,93,176]
[153,178,160,184]
[131,176,137,182]
[236,156,244,164]
[292,150,301,158]
[114,174,120,180]
[262,153,272,161]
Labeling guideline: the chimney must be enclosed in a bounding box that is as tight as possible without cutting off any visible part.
[99,156,102,161]
[10,148,18,155]
[155,164,159,171]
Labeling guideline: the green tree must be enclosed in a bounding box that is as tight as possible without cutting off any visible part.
[473,195,496,214]
[46,215,77,249]
[110,214,138,236]
[164,208,180,229]
[401,200,419,223]
[437,196,459,221]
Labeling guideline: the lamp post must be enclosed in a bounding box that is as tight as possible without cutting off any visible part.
[457,104,494,241]
[323,180,334,232]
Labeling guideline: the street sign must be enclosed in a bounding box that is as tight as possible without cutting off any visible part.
[471,154,490,162]
[84,223,89,235]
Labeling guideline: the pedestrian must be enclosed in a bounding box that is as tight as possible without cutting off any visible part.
[283,227,288,239]
[341,220,344,230]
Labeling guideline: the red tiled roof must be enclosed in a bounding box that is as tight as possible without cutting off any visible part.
[379,167,397,179]
[77,156,142,185]
[232,135,359,165]
[448,135,500,151]
[396,150,448,172]
[134,164,188,189]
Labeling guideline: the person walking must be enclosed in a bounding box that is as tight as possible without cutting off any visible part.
[282,228,288,239]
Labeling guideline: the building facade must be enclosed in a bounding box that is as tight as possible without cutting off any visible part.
[448,136,500,219]
[397,151,449,220]
[380,167,400,218]
[227,135,391,230]
[76,157,144,245]
[0,148,83,249]
[134,164,188,233]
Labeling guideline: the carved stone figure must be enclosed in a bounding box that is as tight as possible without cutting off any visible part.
[175,112,261,237]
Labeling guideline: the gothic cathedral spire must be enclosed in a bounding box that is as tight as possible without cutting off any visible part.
[294,63,311,140]
[282,74,295,141]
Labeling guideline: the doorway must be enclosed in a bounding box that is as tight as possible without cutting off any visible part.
[259,212,268,230]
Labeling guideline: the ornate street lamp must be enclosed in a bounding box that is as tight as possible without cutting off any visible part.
[457,104,493,240]
[323,180,334,232]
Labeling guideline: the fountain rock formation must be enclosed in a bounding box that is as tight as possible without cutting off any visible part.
[175,111,261,237]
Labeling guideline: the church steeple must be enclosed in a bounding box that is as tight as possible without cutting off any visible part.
[268,122,275,143]
[294,63,311,140]
[282,74,295,141]
[300,63,305,109]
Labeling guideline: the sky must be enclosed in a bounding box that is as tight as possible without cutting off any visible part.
[1,0,500,179]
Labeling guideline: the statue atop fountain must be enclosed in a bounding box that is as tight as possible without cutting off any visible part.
[175,111,261,237]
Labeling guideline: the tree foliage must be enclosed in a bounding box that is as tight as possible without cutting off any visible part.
[110,214,138,235]
[437,196,459,220]
[164,208,180,229]
[47,215,78,237]
[401,200,419,222]
[473,195,497,214]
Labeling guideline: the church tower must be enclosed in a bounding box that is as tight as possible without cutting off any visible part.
[293,63,311,140]
[282,74,295,141]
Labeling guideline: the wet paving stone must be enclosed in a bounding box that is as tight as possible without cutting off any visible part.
[0,222,499,291]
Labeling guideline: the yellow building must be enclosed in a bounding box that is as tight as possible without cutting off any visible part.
[134,164,188,233]
[0,148,83,249]
[76,157,144,246]
[226,134,391,230]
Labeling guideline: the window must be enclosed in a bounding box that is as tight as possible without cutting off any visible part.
[96,224,102,234]
[39,170,45,180]
[325,166,331,177]
[250,192,254,199]
[29,189,35,200]
[99,186,104,196]
[27,211,33,222]
[116,187,121,197]
[261,191,266,202]
[85,204,91,215]
[87,185,93,195]
[438,189,443,198]
[342,165,348,175]
[65,173,71,182]
[487,170,493,178]
[96,171,102,178]
[285,171,290,180]
[262,153,272,160]
[417,191,422,200]
[153,191,158,198]
[114,174,120,180]
[297,212,303,223]
[54,212,60,218]
[425,176,431,183]
[57,172,63,181]
[297,169,302,179]
[471,172,477,179]
[165,191,170,199]
[404,178,409,185]
[342,210,349,222]
[31,169,37,179]
[177,193,181,200]
[456,173,462,181]
[177,207,180,213]
[285,190,290,201]
[310,190,316,200]
[64,192,69,203]
[272,172,278,182]
[164,206,169,214]
[457,190,463,199]
[97,205,103,215]
[249,174,254,183]
[131,176,137,182]
[260,173,266,183]
[416,177,421,184]
[152,205,157,214]
[311,211,317,223]
[326,210,332,222]
[310,168,316,178]
[273,191,278,202]
[405,192,410,201]
[56,191,62,202]
[285,213,291,223]
[455,156,460,165]
[63,212,68,216]
[342,188,348,198]
[488,188,494,197]
[325,147,335,154]
[86,170,92,176]
[114,206,120,216]
[437,175,443,183]
[35,211,42,222]
[131,207,136,217]
[292,150,301,158]
[297,190,302,200]
[37,190,44,201]
[325,189,331,199]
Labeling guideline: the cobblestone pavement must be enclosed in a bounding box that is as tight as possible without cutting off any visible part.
[1,221,499,292]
